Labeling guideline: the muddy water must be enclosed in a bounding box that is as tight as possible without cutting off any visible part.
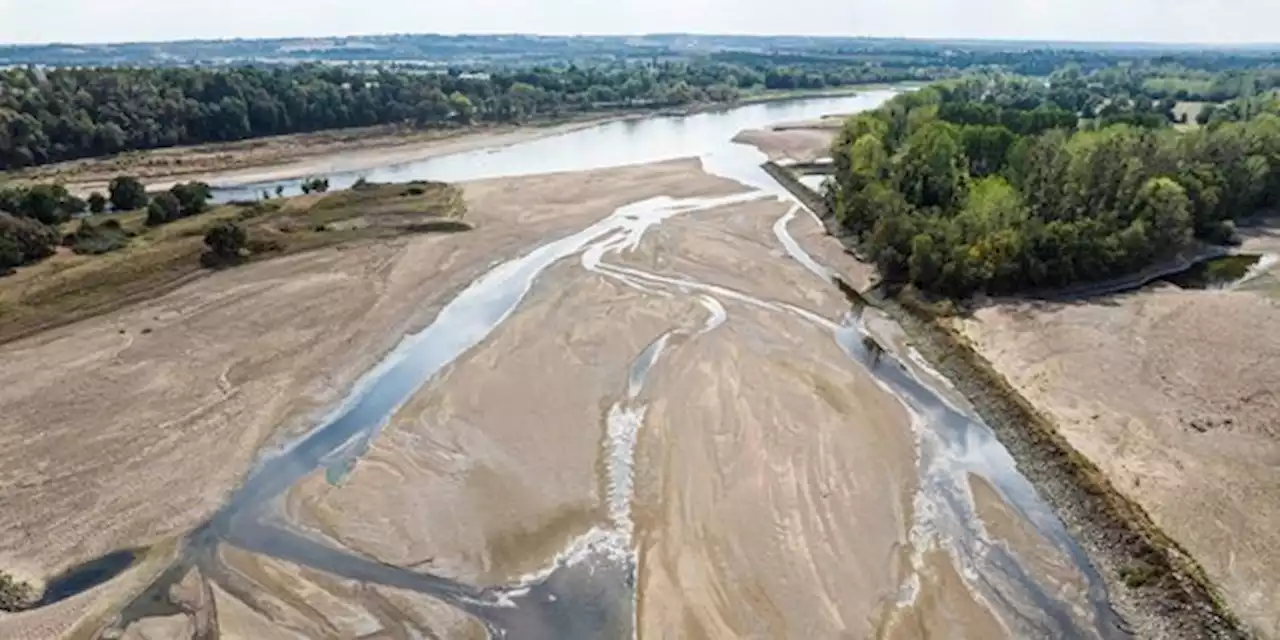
[74,94,1126,638]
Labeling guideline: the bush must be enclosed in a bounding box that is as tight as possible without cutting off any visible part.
[0,212,59,269]
[300,177,331,194]
[169,182,212,216]
[203,221,248,265]
[1205,220,1241,246]
[66,220,131,255]
[88,192,108,214]
[0,570,34,612]
[65,195,87,216]
[145,192,181,226]
[109,175,149,211]
[0,236,21,271]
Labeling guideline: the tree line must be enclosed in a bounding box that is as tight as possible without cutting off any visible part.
[0,175,216,271]
[0,60,926,170]
[828,72,1280,297]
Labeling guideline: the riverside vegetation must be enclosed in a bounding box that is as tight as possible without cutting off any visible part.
[0,61,930,172]
[4,42,1280,172]
[827,67,1280,298]
[0,176,467,344]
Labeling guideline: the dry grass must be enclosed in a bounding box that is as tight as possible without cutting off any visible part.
[0,181,468,344]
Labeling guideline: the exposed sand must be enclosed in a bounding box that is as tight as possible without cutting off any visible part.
[223,175,1104,637]
[732,119,842,164]
[4,153,1109,638]
[0,159,727,637]
[957,281,1280,638]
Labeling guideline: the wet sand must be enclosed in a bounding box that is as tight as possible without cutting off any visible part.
[0,159,734,637]
[731,116,844,164]
[957,280,1280,638]
[185,169,1111,637]
[4,148,1114,638]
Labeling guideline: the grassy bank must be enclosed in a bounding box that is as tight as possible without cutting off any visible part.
[0,181,468,345]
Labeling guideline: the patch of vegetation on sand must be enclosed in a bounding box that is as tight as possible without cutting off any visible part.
[0,570,34,612]
[0,180,468,344]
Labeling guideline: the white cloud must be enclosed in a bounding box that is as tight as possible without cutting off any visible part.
[0,0,1274,45]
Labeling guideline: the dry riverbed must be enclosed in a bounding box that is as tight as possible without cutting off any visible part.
[0,159,731,637]
[1,153,1113,638]
[954,233,1280,637]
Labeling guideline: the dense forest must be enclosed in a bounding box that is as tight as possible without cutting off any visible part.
[0,60,943,170]
[5,36,1280,171]
[827,69,1280,297]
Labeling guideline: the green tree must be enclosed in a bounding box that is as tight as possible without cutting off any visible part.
[449,92,476,123]
[109,175,148,211]
[19,184,72,225]
[204,221,247,261]
[896,121,969,211]
[64,195,87,216]
[0,212,59,269]
[169,182,212,216]
[960,125,1016,177]
[146,192,181,226]
[1132,177,1194,250]
[88,192,107,214]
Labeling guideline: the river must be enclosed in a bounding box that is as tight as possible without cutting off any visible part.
[211,93,891,200]
[47,91,1126,638]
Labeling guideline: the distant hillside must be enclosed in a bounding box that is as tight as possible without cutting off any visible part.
[4,33,1280,69]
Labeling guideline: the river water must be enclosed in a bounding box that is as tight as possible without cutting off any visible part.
[211,93,891,200]
[54,91,1126,638]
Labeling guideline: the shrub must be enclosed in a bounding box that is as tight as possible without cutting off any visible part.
[1205,220,1241,246]
[300,177,331,194]
[108,175,148,211]
[203,221,248,264]
[145,193,181,226]
[0,570,34,612]
[0,212,59,269]
[66,220,131,255]
[88,192,108,214]
[169,181,212,216]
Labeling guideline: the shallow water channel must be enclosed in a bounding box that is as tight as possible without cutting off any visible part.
[55,92,1127,638]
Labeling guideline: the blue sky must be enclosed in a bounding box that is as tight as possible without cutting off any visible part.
[0,0,1272,45]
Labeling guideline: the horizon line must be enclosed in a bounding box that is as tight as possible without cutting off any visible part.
[3,31,1280,51]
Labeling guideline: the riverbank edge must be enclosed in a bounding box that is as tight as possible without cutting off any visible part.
[2,85,885,191]
[764,161,1249,639]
